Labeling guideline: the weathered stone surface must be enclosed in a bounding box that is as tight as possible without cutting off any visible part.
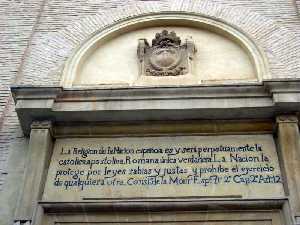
[137,30,196,77]
[15,122,53,222]
[276,116,300,221]
[69,25,256,87]
[1,1,300,225]
[43,135,284,201]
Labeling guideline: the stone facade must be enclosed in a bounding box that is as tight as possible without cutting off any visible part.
[0,1,300,225]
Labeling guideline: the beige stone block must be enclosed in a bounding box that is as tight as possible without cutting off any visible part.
[43,134,283,201]
[15,122,53,220]
[277,115,300,218]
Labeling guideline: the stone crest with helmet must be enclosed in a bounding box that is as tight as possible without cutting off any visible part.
[137,30,196,77]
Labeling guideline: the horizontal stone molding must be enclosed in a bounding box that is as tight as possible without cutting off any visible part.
[53,120,274,138]
[10,80,300,136]
[41,198,286,213]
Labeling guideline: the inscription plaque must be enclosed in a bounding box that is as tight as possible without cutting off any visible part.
[43,135,284,201]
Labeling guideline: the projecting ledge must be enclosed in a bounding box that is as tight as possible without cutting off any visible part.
[10,80,300,136]
[40,198,287,213]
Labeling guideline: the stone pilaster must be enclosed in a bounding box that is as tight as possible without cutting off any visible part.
[276,115,300,224]
[14,121,53,225]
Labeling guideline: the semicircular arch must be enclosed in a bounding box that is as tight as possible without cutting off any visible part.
[17,0,300,86]
[61,13,268,87]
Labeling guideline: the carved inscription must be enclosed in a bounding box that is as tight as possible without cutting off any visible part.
[43,135,284,201]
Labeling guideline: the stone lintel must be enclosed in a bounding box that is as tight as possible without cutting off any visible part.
[53,120,274,138]
[10,86,62,103]
[10,81,300,136]
[265,79,300,93]
[40,199,285,213]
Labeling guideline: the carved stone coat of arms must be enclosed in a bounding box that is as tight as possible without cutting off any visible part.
[137,30,196,77]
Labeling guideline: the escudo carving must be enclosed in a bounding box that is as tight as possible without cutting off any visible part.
[137,30,196,77]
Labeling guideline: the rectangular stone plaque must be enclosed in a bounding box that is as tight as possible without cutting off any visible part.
[43,135,284,201]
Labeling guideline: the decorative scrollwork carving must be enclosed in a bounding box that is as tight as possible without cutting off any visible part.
[137,30,196,77]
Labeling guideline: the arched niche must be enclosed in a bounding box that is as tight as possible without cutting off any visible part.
[61,13,269,88]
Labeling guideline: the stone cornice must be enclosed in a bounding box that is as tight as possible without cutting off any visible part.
[10,80,300,136]
[40,198,286,213]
